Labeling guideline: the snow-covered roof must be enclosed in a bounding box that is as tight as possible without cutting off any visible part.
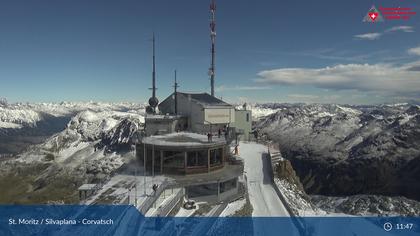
[142,132,226,147]
[178,92,232,107]
[145,114,185,120]
[78,184,98,191]
[159,92,233,109]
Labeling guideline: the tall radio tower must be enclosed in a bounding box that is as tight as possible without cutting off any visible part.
[147,33,159,114]
[209,0,216,97]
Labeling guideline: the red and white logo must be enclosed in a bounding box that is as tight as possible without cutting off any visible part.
[369,12,378,21]
[363,5,384,22]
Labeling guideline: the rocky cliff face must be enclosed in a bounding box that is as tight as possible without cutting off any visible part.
[274,159,321,216]
[95,118,141,153]
[255,103,420,201]
[276,159,304,192]
[311,195,420,216]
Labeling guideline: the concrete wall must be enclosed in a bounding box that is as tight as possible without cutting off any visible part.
[204,107,235,124]
[185,177,239,204]
[161,93,205,133]
[158,93,234,134]
[158,96,175,115]
[145,117,188,136]
[232,110,252,141]
[145,119,173,136]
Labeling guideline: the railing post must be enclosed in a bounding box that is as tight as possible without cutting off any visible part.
[160,150,164,174]
[152,145,155,177]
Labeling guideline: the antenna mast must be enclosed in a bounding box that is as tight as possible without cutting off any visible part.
[173,70,179,115]
[209,0,216,96]
[147,33,159,114]
[152,33,156,99]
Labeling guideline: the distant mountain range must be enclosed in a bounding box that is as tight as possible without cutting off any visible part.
[0,101,145,203]
[255,103,420,202]
[0,101,144,155]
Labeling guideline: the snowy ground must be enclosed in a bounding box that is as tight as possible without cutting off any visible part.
[239,142,299,236]
[239,141,289,217]
[175,200,198,217]
[145,187,182,217]
[85,171,167,209]
[219,198,246,216]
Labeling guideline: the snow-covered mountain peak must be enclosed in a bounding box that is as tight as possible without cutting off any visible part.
[0,101,145,129]
[0,106,42,128]
[17,108,144,165]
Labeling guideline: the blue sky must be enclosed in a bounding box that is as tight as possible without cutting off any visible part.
[0,0,419,104]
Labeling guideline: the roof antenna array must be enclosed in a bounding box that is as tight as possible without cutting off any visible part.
[173,70,179,115]
[209,0,216,97]
[147,33,159,114]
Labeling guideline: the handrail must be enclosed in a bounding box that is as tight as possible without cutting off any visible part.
[138,179,171,214]
[266,150,306,236]
[154,188,184,217]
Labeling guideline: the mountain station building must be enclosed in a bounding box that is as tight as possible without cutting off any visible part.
[136,92,251,203]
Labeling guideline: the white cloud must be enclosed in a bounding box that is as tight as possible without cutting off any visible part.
[287,94,319,100]
[354,33,382,40]
[385,25,414,33]
[256,61,420,95]
[285,94,346,103]
[408,46,420,56]
[216,85,272,92]
[354,26,414,41]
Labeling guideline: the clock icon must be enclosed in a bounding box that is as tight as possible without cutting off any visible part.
[384,222,393,231]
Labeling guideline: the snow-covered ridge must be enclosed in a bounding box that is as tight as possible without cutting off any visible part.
[255,103,420,204]
[0,106,42,128]
[242,102,367,121]
[235,104,282,120]
[0,101,145,129]
[18,107,145,164]
[0,100,145,163]
[311,195,420,216]
[255,103,420,163]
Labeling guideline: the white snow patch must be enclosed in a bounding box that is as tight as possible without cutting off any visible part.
[399,113,416,125]
[250,107,281,120]
[142,132,225,147]
[0,121,23,129]
[316,111,335,118]
[371,114,384,120]
[176,201,198,217]
[337,105,362,115]
[0,106,42,128]
[219,198,246,216]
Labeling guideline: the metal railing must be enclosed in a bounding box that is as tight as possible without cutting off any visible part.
[266,151,306,236]
[153,188,184,217]
[138,179,172,214]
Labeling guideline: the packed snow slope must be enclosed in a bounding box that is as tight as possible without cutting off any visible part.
[240,142,299,235]
[239,142,289,216]
[255,103,420,201]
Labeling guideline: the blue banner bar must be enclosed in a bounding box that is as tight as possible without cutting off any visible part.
[0,205,419,236]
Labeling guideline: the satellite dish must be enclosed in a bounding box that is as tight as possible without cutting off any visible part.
[148,97,159,108]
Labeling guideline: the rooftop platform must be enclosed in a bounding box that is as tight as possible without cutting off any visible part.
[168,162,243,187]
[142,132,226,149]
[145,114,185,120]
